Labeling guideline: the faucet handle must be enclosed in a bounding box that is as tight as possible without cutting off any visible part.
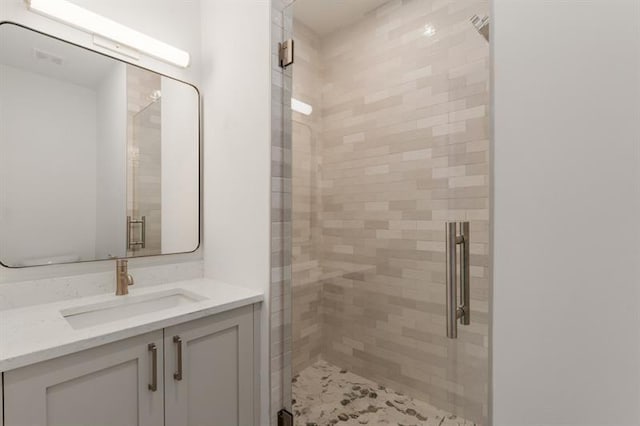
[127,274,134,286]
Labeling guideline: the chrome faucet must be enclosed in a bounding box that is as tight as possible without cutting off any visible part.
[115,259,134,295]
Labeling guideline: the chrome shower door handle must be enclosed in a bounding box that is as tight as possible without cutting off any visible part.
[140,216,146,249]
[127,215,131,250]
[459,222,470,326]
[126,216,146,249]
[445,221,471,339]
[445,222,459,339]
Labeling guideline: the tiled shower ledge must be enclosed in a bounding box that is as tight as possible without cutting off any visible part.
[293,360,477,426]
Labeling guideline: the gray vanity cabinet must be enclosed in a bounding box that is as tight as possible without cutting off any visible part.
[3,330,165,426]
[164,305,255,426]
[2,306,255,426]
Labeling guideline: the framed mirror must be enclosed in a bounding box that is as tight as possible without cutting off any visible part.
[0,23,200,267]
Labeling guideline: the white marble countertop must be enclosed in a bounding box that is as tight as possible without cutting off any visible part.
[0,278,263,372]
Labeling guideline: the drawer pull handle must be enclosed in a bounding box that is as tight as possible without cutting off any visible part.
[148,343,158,392]
[173,335,183,381]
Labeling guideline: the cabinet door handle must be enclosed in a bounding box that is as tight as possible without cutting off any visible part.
[173,335,183,381]
[148,343,158,391]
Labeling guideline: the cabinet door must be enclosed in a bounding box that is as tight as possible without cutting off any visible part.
[164,305,254,426]
[4,330,163,426]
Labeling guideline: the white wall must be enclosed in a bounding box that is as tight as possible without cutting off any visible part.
[492,0,640,425]
[200,0,272,423]
[0,64,98,265]
[95,62,127,259]
[161,77,199,254]
[0,0,203,283]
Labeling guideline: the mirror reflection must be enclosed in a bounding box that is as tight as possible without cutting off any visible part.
[0,23,200,267]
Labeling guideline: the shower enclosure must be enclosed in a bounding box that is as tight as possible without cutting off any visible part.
[279,0,491,424]
[126,66,162,257]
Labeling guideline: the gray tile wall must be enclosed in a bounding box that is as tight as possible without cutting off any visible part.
[290,19,324,375]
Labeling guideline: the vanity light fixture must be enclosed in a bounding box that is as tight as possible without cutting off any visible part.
[291,98,312,116]
[25,0,191,68]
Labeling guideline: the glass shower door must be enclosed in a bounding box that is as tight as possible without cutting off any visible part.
[126,65,163,258]
[127,99,162,257]
[283,0,491,424]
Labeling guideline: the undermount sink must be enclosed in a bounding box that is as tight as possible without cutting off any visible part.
[61,289,206,330]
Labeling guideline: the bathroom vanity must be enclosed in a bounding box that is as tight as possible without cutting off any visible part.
[0,279,263,426]
[0,16,264,426]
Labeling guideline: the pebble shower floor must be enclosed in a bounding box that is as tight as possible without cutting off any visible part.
[292,360,477,426]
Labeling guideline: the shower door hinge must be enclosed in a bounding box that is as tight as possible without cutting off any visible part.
[279,39,294,68]
[277,408,293,426]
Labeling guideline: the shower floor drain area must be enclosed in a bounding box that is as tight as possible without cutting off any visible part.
[292,360,477,426]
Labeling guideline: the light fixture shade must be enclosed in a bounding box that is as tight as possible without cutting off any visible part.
[25,0,190,68]
[291,98,313,116]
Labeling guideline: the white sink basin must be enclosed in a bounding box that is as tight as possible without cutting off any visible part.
[61,289,206,330]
